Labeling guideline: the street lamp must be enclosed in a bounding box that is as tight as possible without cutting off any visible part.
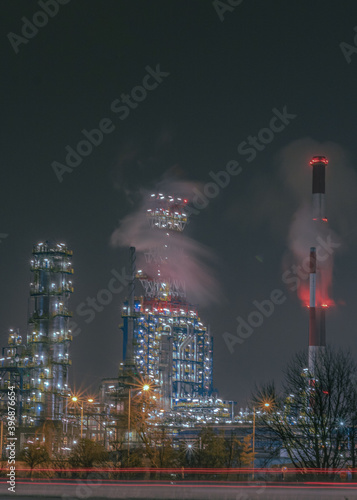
[128,383,151,457]
[252,401,271,480]
[70,396,95,439]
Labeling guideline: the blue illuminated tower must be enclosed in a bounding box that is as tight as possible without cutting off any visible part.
[27,241,73,422]
[121,195,213,410]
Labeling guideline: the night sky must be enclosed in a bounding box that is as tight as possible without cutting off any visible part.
[2,0,357,407]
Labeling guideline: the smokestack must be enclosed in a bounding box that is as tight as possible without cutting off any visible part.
[310,155,328,222]
[308,247,318,371]
[308,156,328,372]
[125,246,136,367]
[319,307,326,347]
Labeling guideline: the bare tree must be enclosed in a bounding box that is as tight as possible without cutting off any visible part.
[21,443,49,478]
[68,438,108,468]
[252,347,357,470]
[141,425,178,468]
[196,428,226,468]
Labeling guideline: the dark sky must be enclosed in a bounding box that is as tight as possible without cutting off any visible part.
[1,0,357,406]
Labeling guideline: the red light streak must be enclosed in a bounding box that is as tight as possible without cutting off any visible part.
[3,466,357,474]
[3,479,357,490]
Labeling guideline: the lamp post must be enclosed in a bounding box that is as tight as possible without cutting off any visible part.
[252,407,257,480]
[128,383,150,458]
[71,396,94,439]
[128,387,131,457]
[0,420,3,459]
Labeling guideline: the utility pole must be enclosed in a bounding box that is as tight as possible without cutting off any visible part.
[0,420,3,459]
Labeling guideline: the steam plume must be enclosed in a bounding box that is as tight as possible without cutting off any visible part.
[279,138,357,306]
[111,178,221,305]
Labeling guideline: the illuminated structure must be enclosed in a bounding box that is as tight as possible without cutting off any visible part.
[123,298,213,407]
[0,241,73,426]
[121,194,215,413]
[27,241,73,421]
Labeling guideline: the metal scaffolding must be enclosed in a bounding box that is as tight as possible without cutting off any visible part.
[0,241,73,427]
[121,194,214,414]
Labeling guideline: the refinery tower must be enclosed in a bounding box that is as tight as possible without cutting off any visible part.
[28,241,73,421]
[0,241,73,426]
[121,195,213,411]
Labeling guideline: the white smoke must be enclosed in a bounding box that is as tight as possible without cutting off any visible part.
[110,178,221,305]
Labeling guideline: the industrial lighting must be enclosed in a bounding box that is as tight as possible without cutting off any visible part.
[309,156,328,165]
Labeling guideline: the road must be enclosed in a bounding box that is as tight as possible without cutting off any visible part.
[1,481,357,500]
